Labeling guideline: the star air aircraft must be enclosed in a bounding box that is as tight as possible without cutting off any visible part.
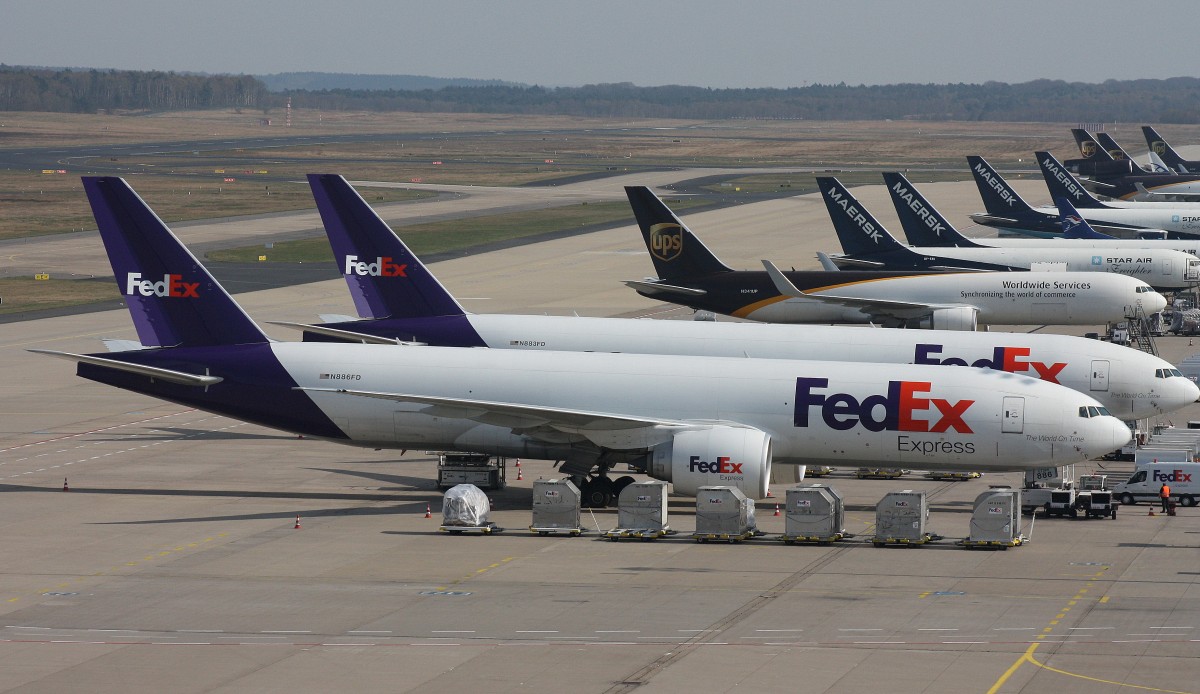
[33,178,1133,504]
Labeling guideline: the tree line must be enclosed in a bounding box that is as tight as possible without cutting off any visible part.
[2,66,1199,123]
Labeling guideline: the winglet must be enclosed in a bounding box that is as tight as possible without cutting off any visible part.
[761,260,805,297]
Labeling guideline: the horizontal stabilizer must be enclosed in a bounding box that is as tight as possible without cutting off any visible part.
[102,338,145,352]
[266,321,425,346]
[825,255,887,269]
[29,349,223,387]
[623,279,707,297]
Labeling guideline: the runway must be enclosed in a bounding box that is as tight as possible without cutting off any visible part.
[1,172,1198,693]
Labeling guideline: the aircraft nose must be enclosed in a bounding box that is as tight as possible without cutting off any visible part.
[1106,417,1134,452]
[1145,290,1168,312]
[1166,377,1200,411]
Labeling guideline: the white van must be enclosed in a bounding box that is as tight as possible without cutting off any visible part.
[1113,462,1200,507]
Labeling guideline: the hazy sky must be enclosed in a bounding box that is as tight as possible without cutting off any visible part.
[4,1,1197,88]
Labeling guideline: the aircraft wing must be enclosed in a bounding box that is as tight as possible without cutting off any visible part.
[761,260,953,321]
[299,387,721,449]
[623,279,708,297]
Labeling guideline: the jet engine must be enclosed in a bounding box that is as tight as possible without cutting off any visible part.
[912,306,978,331]
[647,427,772,499]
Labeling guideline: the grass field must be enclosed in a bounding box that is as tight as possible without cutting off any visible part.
[0,277,118,315]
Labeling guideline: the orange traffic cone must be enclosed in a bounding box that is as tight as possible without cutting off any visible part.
[1148,507,1156,516]
[515,458,521,468]
[773,503,781,517]
[62,477,69,492]
[424,503,432,519]
[517,467,523,481]
[766,488,774,498]
[294,515,302,529]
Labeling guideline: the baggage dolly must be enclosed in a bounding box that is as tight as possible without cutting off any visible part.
[529,525,584,537]
[692,530,755,543]
[604,527,672,542]
[440,522,502,535]
[779,531,846,546]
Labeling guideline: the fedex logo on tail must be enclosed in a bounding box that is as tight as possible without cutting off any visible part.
[125,272,199,298]
[689,456,743,474]
[794,378,974,433]
[1153,469,1193,483]
[344,255,408,277]
[914,345,1066,384]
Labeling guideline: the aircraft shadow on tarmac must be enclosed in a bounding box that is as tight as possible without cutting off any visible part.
[86,427,299,442]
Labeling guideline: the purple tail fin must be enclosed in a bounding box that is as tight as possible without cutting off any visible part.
[307,174,465,320]
[82,177,267,348]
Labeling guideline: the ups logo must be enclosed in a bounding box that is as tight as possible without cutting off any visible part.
[1152,140,1167,155]
[650,223,684,262]
[1080,141,1097,158]
[1108,149,1126,160]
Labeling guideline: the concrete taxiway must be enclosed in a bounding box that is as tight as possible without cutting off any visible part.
[2,173,1199,693]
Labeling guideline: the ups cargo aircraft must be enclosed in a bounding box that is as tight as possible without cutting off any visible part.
[885,171,1200,262]
[1065,129,1200,200]
[1040,151,1200,218]
[1143,126,1200,174]
[818,176,1198,290]
[624,186,1165,331]
[279,175,1197,423]
[968,155,1200,239]
[30,178,1135,506]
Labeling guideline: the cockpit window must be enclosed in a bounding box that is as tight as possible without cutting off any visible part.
[1097,406,1111,417]
[1087,406,1101,418]
[1079,405,1112,418]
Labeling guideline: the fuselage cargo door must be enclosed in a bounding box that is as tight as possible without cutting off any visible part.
[1002,396,1024,434]
[1186,258,1200,282]
[1162,257,1174,279]
[1090,360,1110,392]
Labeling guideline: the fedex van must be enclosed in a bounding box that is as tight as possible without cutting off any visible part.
[1113,462,1200,507]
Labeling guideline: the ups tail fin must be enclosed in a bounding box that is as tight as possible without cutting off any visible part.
[1143,125,1192,173]
[1054,197,1114,239]
[1071,128,1114,162]
[625,186,732,280]
[881,172,982,248]
[967,156,1038,217]
[1095,132,1133,162]
[816,176,908,256]
[1036,151,1108,209]
[82,177,268,348]
[307,174,464,320]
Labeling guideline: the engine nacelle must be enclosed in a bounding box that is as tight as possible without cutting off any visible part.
[911,306,978,331]
[648,427,772,499]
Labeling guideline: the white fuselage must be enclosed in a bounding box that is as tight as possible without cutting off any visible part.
[279,342,1131,471]
[741,271,1165,327]
[454,315,1198,419]
[1032,204,1200,235]
[889,246,1198,289]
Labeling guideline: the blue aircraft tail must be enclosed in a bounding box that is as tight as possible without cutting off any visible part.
[307,174,465,320]
[816,176,910,256]
[1036,151,1109,209]
[881,172,983,248]
[625,186,732,281]
[82,177,268,348]
[1053,197,1114,239]
[966,156,1039,218]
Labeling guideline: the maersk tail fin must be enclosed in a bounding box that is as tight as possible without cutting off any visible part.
[1036,151,1109,209]
[307,174,465,320]
[966,156,1039,217]
[1053,197,1114,239]
[816,176,910,256]
[881,172,983,248]
[82,177,268,348]
[626,186,732,281]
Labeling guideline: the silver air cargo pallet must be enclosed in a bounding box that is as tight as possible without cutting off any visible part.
[780,484,847,545]
[872,490,940,547]
[692,486,758,543]
[959,488,1025,549]
[529,478,585,536]
[606,480,671,541]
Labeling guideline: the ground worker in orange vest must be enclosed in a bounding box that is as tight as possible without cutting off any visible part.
[1160,482,1172,513]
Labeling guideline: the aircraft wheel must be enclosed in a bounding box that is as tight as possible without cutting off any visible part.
[611,475,636,499]
[587,476,615,508]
